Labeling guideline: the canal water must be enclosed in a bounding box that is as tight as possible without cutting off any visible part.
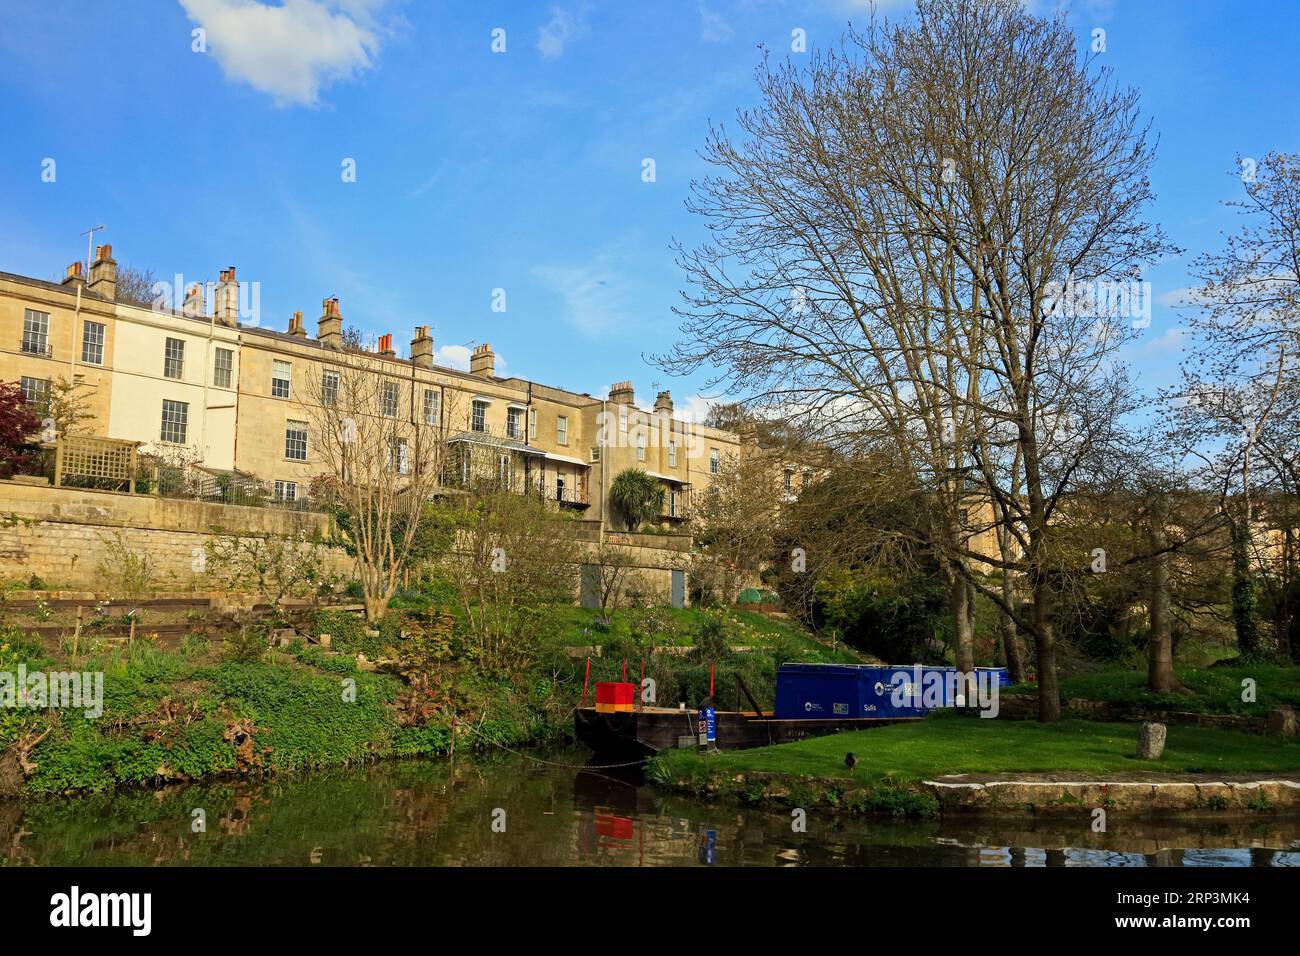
[3,750,1297,867]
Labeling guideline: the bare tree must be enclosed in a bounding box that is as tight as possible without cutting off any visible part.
[114,265,158,307]
[690,444,789,604]
[658,0,1169,719]
[441,488,580,665]
[306,351,454,622]
[1171,152,1300,659]
[587,540,640,625]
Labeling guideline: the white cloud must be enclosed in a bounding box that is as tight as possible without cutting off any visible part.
[434,344,471,371]
[677,393,720,424]
[1157,286,1201,309]
[532,249,641,335]
[537,5,589,60]
[179,0,391,107]
[699,3,734,42]
[433,343,507,375]
[1140,325,1187,354]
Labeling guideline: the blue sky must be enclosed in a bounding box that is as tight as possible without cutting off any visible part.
[2,0,1299,414]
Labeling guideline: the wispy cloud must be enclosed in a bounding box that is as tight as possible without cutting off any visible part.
[179,0,395,107]
[1139,324,1187,355]
[1157,286,1201,309]
[677,392,720,424]
[537,4,590,60]
[532,246,645,336]
[699,3,734,42]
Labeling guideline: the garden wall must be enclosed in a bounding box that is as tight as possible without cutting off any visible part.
[0,481,700,600]
[0,480,353,590]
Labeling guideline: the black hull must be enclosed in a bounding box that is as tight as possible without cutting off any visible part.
[574,707,920,757]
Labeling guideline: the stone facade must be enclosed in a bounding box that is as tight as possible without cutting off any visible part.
[1,252,798,535]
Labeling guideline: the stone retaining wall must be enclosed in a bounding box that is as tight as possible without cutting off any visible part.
[924,777,1300,814]
[0,480,352,590]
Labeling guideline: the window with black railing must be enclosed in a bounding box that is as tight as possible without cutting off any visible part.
[21,309,50,356]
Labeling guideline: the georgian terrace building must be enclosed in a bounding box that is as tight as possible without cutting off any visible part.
[1,248,766,532]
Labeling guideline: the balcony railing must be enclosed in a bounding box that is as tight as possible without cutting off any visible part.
[552,484,589,507]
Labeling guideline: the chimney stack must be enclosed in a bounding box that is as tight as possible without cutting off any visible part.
[214,266,239,326]
[288,311,306,337]
[411,326,433,369]
[183,282,206,318]
[470,343,495,378]
[62,261,84,288]
[318,297,342,350]
[654,390,673,415]
[88,244,117,300]
[608,380,635,405]
[377,333,395,357]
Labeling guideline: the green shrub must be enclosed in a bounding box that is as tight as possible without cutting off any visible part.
[222,624,268,663]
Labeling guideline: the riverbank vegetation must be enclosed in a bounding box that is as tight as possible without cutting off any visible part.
[0,574,846,795]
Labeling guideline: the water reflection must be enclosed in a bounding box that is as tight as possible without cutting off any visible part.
[1,751,1296,867]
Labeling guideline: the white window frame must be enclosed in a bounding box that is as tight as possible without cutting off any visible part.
[556,415,568,446]
[710,448,720,474]
[471,399,488,433]
[213,347,234,388]
[423,388,440,426]
[381,381,400,418]
[285,420,308,461]
[506,405,524,440]
[668,440,677,467]
[21,376,50,408]
[81,320,105,365]
[528,407,537,440]
[164,337,185,379]
[636,431,646,461]
[21,309,50,356]
[271,360,292,399]
[321,370,339,406]
[389,438,410,474]
[160,399,189,444]
[274,480,298,502]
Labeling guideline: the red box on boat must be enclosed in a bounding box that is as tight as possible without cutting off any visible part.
[594,682,635,713]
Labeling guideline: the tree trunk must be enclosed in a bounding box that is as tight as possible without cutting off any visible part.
[992,515,1028,684]
[1032,577,1060,722]
[947,567,975,673]
[998,571,1027,684]
[363,594,387,624]
[1146,495,1182,693]
[1230,516,1260,658]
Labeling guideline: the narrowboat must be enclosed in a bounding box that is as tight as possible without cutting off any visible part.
[574,662,1010,757]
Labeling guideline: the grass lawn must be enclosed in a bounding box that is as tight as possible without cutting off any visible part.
[1005,664,1300,716]
[651,712,1300,784]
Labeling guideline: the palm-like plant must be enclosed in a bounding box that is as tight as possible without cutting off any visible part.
[608,468,665,531]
